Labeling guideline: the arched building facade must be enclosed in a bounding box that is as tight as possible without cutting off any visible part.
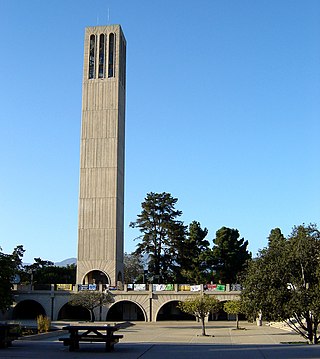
[4,285,240,322]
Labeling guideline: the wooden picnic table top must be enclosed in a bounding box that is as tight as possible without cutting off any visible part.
[62,325,119,331]
[62,325,119,333]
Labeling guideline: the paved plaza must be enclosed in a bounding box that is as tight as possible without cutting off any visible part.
[0,321,320,358]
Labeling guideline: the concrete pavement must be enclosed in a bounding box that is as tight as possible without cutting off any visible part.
[0,321,319,358]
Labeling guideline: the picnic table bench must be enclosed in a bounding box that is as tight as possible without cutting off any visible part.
[59,325,123,352]
[0,324,20,348]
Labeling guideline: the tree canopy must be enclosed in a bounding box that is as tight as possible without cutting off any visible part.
[241,224,320,344]
[131,193,254,285]
[176,221,212,283]
[70,290,114,322]
[224,300,242,329]
[0,245,25,312]
[21,258,76,285]
[123,252,144,283]
[130,192,186,282]
[178,295,220,336]
[212,227,251,283]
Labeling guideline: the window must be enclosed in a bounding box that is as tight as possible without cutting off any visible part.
[98,34,105,79]
[120,38,126,87]
[108,33,115,78]
[88,35,96,79]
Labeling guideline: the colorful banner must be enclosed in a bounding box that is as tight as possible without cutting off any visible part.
[153,284,174,291]
[134,284,146,291]
[231,284,242,291]
[205,284,225,291]
[204,284,215,291]
[78,284,98,291]
[179,284,191,291]
[78,284,89,291]
[216,284,225,291]
[56,284,73,291]
[165,284,174,291]
[190,285,201,292]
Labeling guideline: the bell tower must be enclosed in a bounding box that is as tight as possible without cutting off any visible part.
[76,25,126,287]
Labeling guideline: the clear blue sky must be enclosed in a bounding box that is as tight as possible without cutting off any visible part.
[0,0,319,263]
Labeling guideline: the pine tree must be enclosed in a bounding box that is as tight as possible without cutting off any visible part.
[130,192,186,282]
[212,227,251,283]
[176,221,212,283]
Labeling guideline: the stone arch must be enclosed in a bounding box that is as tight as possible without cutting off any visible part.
[57,302,91,321]
[81,269,110,286]
[208,299,228,321]
[215,299,247,322]
[12,300,46,320]
[106,300,146,321]
[156,300,194,321]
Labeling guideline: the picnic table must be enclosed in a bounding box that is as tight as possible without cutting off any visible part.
[0,323,20,348]
[59,325,123,352]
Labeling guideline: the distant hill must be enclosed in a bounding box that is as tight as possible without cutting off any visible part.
[55,258,77,267]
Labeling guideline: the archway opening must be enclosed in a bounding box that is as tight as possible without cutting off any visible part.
[106,301,145,321]
[12,300,46,320]
[156,301,195,321]
[83,270,109,285]
[208,300,228,321]
[57,303,91,321]
[211,300,246,322]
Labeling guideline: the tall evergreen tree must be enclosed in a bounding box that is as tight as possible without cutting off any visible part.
[130,192,186,282]
[176,221,212,283]
[267,227,286,248]
[212,226,251,283]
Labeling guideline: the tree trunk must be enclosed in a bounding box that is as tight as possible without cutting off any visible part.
[236,314,239,329]
[306,318,313,344]
[312,322,318,344]
[312,334,317,345]
[304,321,319,345]
[201,316,206,336]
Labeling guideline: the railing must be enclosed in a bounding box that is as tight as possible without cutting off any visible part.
[13,283,242,293]
[123,283,242,292]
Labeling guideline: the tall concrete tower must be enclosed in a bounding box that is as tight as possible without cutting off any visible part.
[76,25,126,286]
